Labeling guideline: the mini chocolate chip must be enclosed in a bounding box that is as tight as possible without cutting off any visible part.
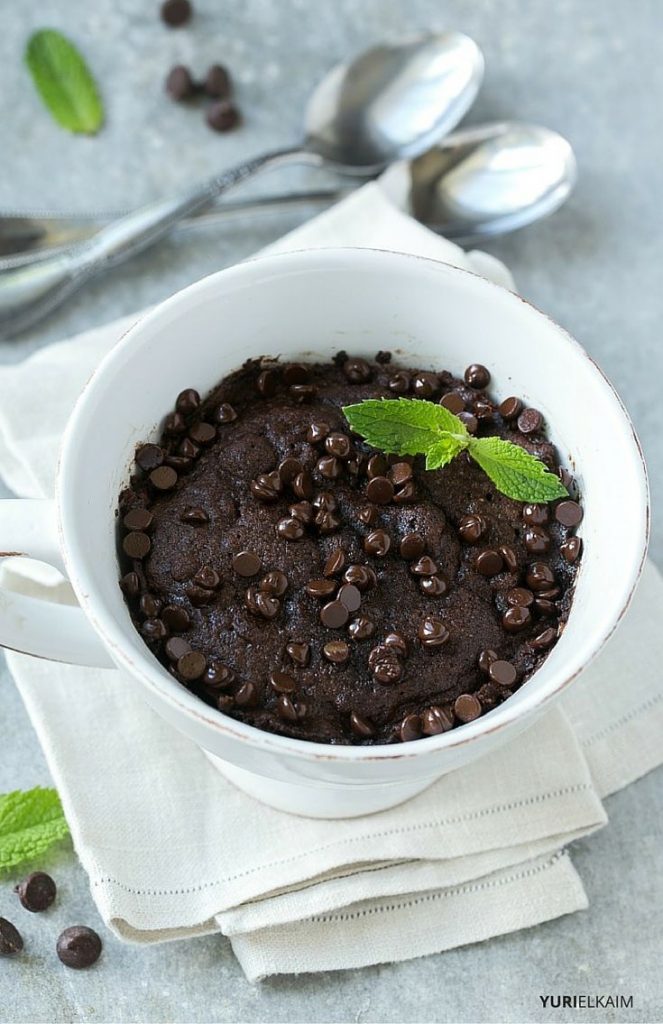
[388,371,410,394]
[394,481,417,504]
[0,918,23,956]
[177,651,206,680]
[561,536,582,563]
[119,571,140,597]
[269,670,296,694]
[366,476,394,505]
[165,637,191,662]
[502,606,532,633]
[192,567,219,591]
[290,501,314,524]
[176,388,200,415]
[530,627,557,650]
[149,466,178,491]
[489,660,518,687]
[139,594,161,618]
[165,455,192,473]
[306,421,330,444]
[363,529,391,557]
[187,585,214,607]
[180,506,209,525]
[458,514,487,544]
[190,423,216,447]
[454,693,482,722]
[178,438,200,460]
[56,926,102,969]
[324,548,346,577]
[358,506,379,526]
[232,550,261,577]
[338,583,361,612]
[506,587,534,608]
[373,657,403,684]
[15,872,56,912]
[389,462,413,487]
[160,0,192,26]
[277,517,304,541]
[253,591,280,620]
[555,500,583,527]
[418,617,449,648]
[526,562,556,591]
[204,62,231,99]
[315,510,341,534]
[347,615,375,640]
[289,384,316,403]
[499,396,522,420]
[458,411,478,434]
[306,578,337,599]
[317,455,342,480]
[122,531,151,559]
[420,575,447,596]
[283,363,309,386]
[292,470,314,500]
[464,364,490,389]
[251,471,282,502]
[473,401,494,421]
[203,662,235,689]
[234,681,258,707]
[399,713,422,742]
[537,586,561,600]
[323,640,350,664]
[412,372,438,398]
[342,357,371,383]
[367,454,388,478]
[499,545,518,573]
[259,571,288,596]
[325,432,351,459]
[523,503,549,526]
[440,391,465,414]
[163,411,187,436]
[533,598,557,617]
[399,533,425,560]
[255,369,278,397]
[286,641,310,667]
[517,407,543,434]
[123,508,153,532]
[313,491,337,512]
[343,564,376,591]
[161,605,191,631]
[277,695,299,722]
[410,555,438,576]
[215,403,237,424]
[524,526,551,554]
[350,712,375,738]
[476,549,503,576]
[320,600,349,628]
[421,706,454,735]
[136,443,164,472]
[478,648,498,674]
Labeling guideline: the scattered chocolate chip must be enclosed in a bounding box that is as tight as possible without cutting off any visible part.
[458,411,478,434]
[325,432,351,459]
[412,372,438,398]
[440,391,465,414]
[232,550,261,577]
[499,396,522,420]
[342,358,371,383]
[0,918,23,956]
[399,533,425,560]
[388,371,410,394]
[530,627,557,650]
[373,656,402,684]
[420,575,447,596]
[277,517,304,541]
[418,617,449,648]
[366,454,388,478]
[393,481,417,503]
[306,578,337,599]
[350,712,375,737]
[289,501,313,524]
[320,600,349,629]
[189,422,216,446]
[399,713,422,741]
[338,583,361,612]
[313,491,337,512]
[454,693,482,722]
[165,637,191,662]
[363,529,391,557]
[526,562,556,592]
[473,401,494,420]
[161,605,191,631]
[343,565,376,591]
[277,695,299,722]
[187,585,213,607]
[458,514,487,544]
[464,364,490,389]
[524,526,551,554]
[15,872,56,912]
[206,100,241,132]
[136,443,164,472]
[149,466,178,491]
[178,438,200,460]
[421,705,454,735]
[555,500,583,527]
[384,632,408,657]
[163,411,187,435]
[269,670,296,694]
[476,549,504,576]
[259,571,288,596]
[489,660,518,687]
[204,63,231,99]
[166,66,199,106]
[534,598,557,617]
[286,641,310,667]
[123,508,154,532]
[323,548,346,577]
[119,571,140,597]
[180,506,209,525]
[315,510,341,534]
[410,555,438,576]
[139,593,161,617]
[347,615,375,640]
[523,503,549,526]
[203,662,235,689]
[235,681,258,707]
[122,531,151,559]
[389,462,413,487]
[366,476,394,505]
[247,589,280,620]
[177,650,206,680]
[502,606,532,633]
[358,505,379,526]
[215,403,237,424]
[290,383,316,403]
[306,421,330,444]
[506,588,534,608]
[499,545,518,573]
[323,640,350,664]
[292,471,314,500]
[517,407,543,434]
[561,536,582,563]
[176,388,200,414]
[478,648,498,674]
[56,926,102,969]
[317,455,342,480]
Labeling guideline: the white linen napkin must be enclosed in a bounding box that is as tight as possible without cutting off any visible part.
[1,183,661,982]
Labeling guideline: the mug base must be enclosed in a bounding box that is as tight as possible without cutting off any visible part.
[204,752,439,818]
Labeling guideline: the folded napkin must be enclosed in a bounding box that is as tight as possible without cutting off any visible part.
[1,183,661,982]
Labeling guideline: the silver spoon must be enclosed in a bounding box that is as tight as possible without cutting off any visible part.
[0,32,483,338]
[0,122,576,266]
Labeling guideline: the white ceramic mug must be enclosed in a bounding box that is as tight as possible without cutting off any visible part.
[0,249,649,817]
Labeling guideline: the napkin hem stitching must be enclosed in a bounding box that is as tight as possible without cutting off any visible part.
[581,691,663,746]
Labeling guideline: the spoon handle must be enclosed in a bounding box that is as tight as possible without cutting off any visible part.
[0,145,309,338]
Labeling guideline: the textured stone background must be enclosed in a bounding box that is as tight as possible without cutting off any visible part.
[0,1,661,1021]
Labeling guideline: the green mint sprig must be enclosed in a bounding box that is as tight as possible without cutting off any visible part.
[343,398,568,503]
[25,29,104,135]
[0,787,69,872]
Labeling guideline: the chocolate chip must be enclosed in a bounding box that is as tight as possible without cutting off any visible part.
[251,471,283,502]
[306,578,337,599]
[499,545,518,573]
[373,657,402,684]
[399,713,422,742]
[290,384,316,403]
[142,617,167,641]
[420,575,447,596]
[418,617,449,648]
[320,600,349,628]
[217,694,235,711]
[187,586,214,607]
[161,605,191,631]
[347,615,375,640]
[343,565,376,591]
[421,706,454,735]
[149,466,178,491]
[502,606,532,633]
[232,550,261,577]
[180,507,209,525]
[489,660,518,687]
[248,589,280,620]
[399,533,425,560]
[476,549,503,576]
[235,681,258,707]
[189,422,216,446]
[176,388,200,414]
[464,364,490,389]
[454,693,482,722]
[315,510,341,534]
[523,503,549,526]
[561,536,582,563]
[526,562,556,591]
[123,508,153,532]
[292,470,314,500]
[323,640,350,664]
[139,593,161,617]
[313,491,337,512]
[530,627,557,650]
[476,682,503,709]
[289,500,314,524]
[203,662,235,689]
[277,517,304,541]
[478,648,498,674]
[388,371,410,394]
[473,401,494,421]
[206,100,241,132]
[366,454,388,478]
[307,421,330,444]
[277,695,299,722]
[350,712,375,738]
[323,548,346,577]
[255,369,278,397]
[366,476,394,505]
[15,872,56,912]
[286,641,310,667]
[178,438,200,460]
[384,632,408,657]
[269,670,296,694]
[215,403,237,424]
[440,391,465,414]
[165,455,192,473]
[317,455,342,480]
[506,587,534,608]
[119,571,140,597]
[0,918,23,956]
[165,637,191,662]
[259,571,288,596]
[394,481,417,504]
[160,0,192,26]
[136,443,164,472]
[177,650,206,680]
[204,63,231,99]
[534,598,557,617]
[163,411,187,435]
[410,555,438,576]
[517,407,543,434]
[524,526,551,554]
[122,531,151,559]
[363,529,391,557]
[338,583,361,612]
[458,514,487,544]
[358,506,379,526]
[412,372,438,398]
[499,396,522,420]
[458,411,478,434]
[342,357,371,383]
[56,926,102,969]
[389,462,413,487]
[555,500,583,527]
[325,432,351,459]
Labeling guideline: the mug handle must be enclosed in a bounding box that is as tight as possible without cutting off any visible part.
[0,499,114,667]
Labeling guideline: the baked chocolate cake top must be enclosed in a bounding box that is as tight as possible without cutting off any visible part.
[118,353,582,745]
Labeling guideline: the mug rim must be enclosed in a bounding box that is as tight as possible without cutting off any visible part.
[56,246,650,764]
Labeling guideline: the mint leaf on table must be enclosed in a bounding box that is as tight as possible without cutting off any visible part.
[343,397,569,504]
[25,29,104,135]
[0,787,69,872]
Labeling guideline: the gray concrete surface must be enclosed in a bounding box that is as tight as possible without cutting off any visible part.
[0,0,661,1021]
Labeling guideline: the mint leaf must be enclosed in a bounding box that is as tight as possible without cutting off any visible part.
[425,435,465,470]
[0,787,69,872]
[343,398,468,456]
[25,30,104,135]
[468,436,568,502]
